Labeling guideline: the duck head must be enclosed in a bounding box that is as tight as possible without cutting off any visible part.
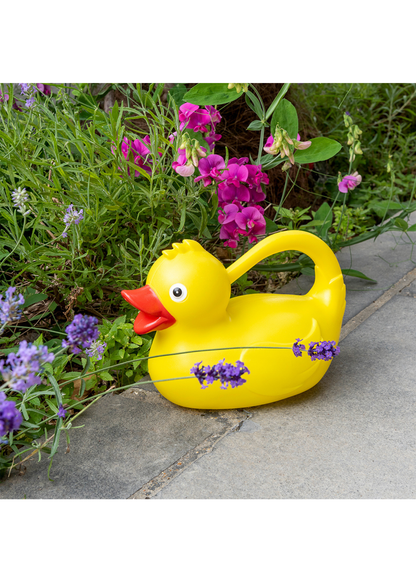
[121,240,231,334]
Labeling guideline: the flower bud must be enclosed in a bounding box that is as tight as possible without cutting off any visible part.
[228,83,235,90]
[344,113,352,127]
[354,141,363,155]
[353,125,362,138]
[283,130,294,145]
[191,148,199,167]
[347,132,354,146]
[186,145,192,160]
[281,161,292,172]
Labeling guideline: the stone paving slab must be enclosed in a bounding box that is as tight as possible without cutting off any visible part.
[0,388,246,499]
[1,216,416,499]
[153,293,416,498]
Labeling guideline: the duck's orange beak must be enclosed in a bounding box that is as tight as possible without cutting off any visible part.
[121,286,176,334]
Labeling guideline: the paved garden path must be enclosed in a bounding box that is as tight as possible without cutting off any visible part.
[1,222,416,499]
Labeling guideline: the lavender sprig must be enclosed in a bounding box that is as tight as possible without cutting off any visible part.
[0,392,22,439]
[62,314,99,355]
[62,204,84,238]
[0,340,55,393]
[0,287,25,335]
[191,359,250,390]
[292,339,340,361]
[11,187,31,216]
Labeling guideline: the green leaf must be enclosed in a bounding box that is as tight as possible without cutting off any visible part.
[314,202,333,241]
[406,224,416,232]
[22,293,49,309]
[245,91,263,119]
[183,83,244,106]
[395,218,408,231]
[342,269,377,283]
[294,137,342,164]
[246,120,265,131]
[99,371,114,381]
[168,83,188,106]
[265,83,291,120]
[270,99,298,140]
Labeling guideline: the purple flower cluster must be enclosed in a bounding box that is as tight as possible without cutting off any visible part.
[308,341,340,361]
[57,403,66,419]
[0,287,25,329]
[292,339,340,361]
[0,340,55,393]
[62,204,84,237]
[292,338,306,357]
[85,339,107,360]
[62,314,100,355]
[0,90,22,111]
[19,83,38,108]
[36,84,51,96]
[191,359,250,390]
[0,392,22,438]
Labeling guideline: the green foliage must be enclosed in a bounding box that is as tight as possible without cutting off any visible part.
[0,82,215,315]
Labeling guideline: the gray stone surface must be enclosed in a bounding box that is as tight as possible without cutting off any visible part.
[0,389,243,499]
[153,294,416,498]
[2,212,416,499]
[278,227,416,325]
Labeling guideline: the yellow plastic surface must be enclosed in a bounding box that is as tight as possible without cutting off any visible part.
[127,231,346,409]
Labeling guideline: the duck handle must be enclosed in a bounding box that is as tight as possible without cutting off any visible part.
[226,230,343,296]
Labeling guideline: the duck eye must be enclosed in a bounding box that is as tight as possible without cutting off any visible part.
[169,283,187,302]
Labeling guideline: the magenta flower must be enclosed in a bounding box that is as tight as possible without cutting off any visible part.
[338,171,362,193]
[246,164,269,192]
[263,135,277,155]
[205,129,222,151]
[218,204,241,248]
[178,103,211,132]
[120,135,155,176]
[218,183,251,206]
[194,154,226,187]
[172,148,195,177]
[228,157,249,166]
[234,206,266,244]
[36,84,51,96]
[0,90,9,104]
[205,105,222,127]
[221,163,249,187]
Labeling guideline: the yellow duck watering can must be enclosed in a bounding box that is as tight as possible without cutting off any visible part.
[121,230,346,409]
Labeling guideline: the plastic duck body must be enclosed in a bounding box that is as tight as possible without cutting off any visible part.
[121,231,346,409]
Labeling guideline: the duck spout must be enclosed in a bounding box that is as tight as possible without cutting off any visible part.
[121,286,176,334]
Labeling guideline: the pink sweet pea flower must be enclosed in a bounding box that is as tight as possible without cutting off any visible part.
[245,164,269,192]
[179,103,211,132]
[172,148,195,177]
[205,105,222,127]
[221,163,249,187]
[338,171,362,193]
[234,206,266,244]
[36,84,51,96]
[218,204,241,248]
[295,133,312,150]
[263,135,278,155]
[205,129,222,151]
[194,154,226,187]
[218,183,251,206]
[228,157,249,166]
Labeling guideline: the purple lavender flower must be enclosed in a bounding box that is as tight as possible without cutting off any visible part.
[191,359,250,390]
[292,338,306,357]
[62,314,100,355]
[0,340,55,393]
[62,204,84,237]
[0,287,25,331]
[19,83,31,94]
[0,392,22,437]
[11,187,30,216]
[57,403,66,419]
[307,341,340,362]
[85,339,107,360]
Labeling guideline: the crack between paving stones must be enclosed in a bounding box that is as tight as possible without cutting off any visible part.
[128,410,251,499]
[339,265,416,342]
